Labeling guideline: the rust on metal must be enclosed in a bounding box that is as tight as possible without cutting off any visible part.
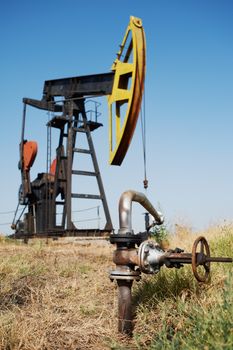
[113,249,139,266]
[117,280,134,335]
[191,236,211,282]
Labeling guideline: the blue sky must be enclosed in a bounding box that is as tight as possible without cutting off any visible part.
[0,0,232,235]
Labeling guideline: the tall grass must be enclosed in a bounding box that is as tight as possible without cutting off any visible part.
[131,224,233,350]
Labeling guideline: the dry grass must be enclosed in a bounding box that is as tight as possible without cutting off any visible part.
[168,220,233,251]
[0,239,120,350]
[0,223,232,350]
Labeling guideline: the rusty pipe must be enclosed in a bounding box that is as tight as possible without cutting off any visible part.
[113,190,163,335]
[117,280,133,335]
[118,190,164,234]
[113,248,139,266]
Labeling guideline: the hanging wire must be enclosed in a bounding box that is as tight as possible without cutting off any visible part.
[140,87,148,190]
[73,217,101,223]
[0,210,15,215]
[9,103,28,230]
[2,205,100,219]
[66,206,100,214]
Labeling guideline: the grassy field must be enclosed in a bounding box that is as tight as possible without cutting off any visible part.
[0,223,232,350]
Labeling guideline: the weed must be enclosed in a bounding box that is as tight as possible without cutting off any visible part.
[152,224,169,244]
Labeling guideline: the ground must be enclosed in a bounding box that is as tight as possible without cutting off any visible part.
[0,224,232,349]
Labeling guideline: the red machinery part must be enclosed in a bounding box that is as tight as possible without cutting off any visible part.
[23,141,38,171]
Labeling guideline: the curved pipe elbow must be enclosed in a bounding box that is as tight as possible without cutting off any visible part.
[118,190,164,234]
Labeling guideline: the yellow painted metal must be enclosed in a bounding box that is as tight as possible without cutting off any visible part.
[108,16,146,165]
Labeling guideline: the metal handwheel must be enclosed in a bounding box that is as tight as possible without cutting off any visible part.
[192,236,211,282]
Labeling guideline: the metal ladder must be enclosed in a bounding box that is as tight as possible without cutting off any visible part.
[48,99,113,233]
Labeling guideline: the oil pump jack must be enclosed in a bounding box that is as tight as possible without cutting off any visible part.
[12,16,146,238]
[11,16,232,336]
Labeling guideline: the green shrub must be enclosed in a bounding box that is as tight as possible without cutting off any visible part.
[151,224,169,246]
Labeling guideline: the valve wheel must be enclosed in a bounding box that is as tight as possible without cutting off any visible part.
[192,236,211,282]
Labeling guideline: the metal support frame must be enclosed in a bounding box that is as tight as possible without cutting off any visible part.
[14,90,113,238]
[45,98,113,234]
[12,16,146,238]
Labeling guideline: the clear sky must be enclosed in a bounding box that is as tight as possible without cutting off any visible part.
[0,0,232,235]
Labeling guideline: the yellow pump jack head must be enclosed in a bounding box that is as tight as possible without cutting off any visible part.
[108,16,146,165]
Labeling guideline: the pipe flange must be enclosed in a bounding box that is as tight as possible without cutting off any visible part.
[109,232,148,245]
[110,269,141,281]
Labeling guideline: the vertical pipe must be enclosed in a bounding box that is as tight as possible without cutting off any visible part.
[117,280,133,335]
[66,112,73,230]
[20,103,27,196]
[20,103,27,153]
[114,190,163,335]
[65,103,74,230]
